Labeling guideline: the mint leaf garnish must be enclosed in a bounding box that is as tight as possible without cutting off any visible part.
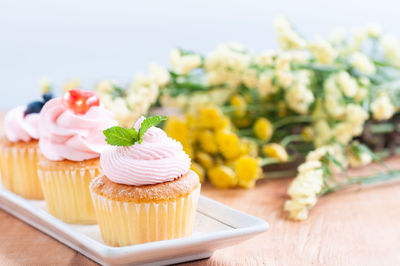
[103,126,138,146]
[103,115,167,146]
[138,115,167,143]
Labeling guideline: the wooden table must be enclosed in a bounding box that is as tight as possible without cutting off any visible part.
[1,115,400,265]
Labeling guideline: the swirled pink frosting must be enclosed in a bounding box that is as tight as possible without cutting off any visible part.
[38,98,117,161]
[4,106,40,143]
[100,117,191,186]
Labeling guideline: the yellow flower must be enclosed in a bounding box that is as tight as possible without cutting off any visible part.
[218,117,232,131]
[63,79,81,92]
[191,162,205,183]
[196,151,214,169]
[164,116,190,144]
[253,118,273,142]
[239,138,259,157]
[182,144,194,159]
[235,155,262,189]
[230,94,247,117]
[208,165,238,189]
[199,107,225,129]
[262,143,289,162]
[199,130,218,155]
[216,130,241,159]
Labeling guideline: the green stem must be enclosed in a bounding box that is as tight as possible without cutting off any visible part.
[370,123,395,134]
[273,115,314,129]
[261,169,297,179]
[280,134,304,147]
[220,104,275,113]
[260,157,280,166]
[321,169,400,195]
[237,128,254,136]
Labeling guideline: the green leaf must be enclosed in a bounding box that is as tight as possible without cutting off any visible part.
[103,126,138,146]
[138,115,167,143]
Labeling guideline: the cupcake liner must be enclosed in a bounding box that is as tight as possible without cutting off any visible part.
[91,185,201,246]
[0,144,43,199]
[38,166,100,224]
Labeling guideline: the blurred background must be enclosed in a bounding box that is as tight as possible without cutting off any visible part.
[0,0,398,109]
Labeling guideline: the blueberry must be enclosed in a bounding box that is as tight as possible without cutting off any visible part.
[42,92,54,103]
[24,101,44,116]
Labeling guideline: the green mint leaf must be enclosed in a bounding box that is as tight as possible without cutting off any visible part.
[138,115,167,143]
[103,126,138,146]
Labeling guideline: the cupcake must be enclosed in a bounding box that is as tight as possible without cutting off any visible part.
[90,116,201,246]
[0,93,54,199]
[37,89,117,224]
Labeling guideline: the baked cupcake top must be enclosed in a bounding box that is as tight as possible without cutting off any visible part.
[4,93,54,143]
[38,89,117,162]
[90,170,199,202]
[101,116,191,186]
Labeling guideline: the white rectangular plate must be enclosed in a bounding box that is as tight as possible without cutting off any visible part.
[0,187,268,266]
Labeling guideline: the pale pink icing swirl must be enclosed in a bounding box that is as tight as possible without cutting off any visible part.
[38,98,117,161]
[4,106,40,143]
[100,117,191,186]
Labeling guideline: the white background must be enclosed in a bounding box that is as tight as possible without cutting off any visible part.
[0,0,399,109]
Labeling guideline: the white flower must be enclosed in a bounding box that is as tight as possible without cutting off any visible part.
[334,122,355,144]
[205,43,251,88]
[298,160,322,173]
[366,23,381,38]
[101,96,135,127]
[257,50,275,67]
[350,52,376,75]
[275,53,291,72]
[258,71,278,97]
[284,197,317,221]
[274,16,307,50]
[328,28,346,44]
[285,83,314,114]
[275,71,295,88]
[337,71,358,98]
[95,80,114,93]
[287,51,310,65]
[345,104,369,126]
[309,37,338,64]
[285,162,324,221]
[160,94,188,110]
[349,152,372,168]
[371,92,396,120]
[276,71,294,88]
[288,169,324,198]
[306,145,334,161]
[148,63,170,87]
[354,87,368,102]
[242,68,258,88]
[324,77,345,118]
[380,35,400,67]
[314,124,332,148]
[352,27,368,43]
[170,49,202,75]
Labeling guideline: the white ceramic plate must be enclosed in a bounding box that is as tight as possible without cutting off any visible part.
[0,186,268,266]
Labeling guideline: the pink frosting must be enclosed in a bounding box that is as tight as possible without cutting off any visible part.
[100,117,191,186]
[38,98,117,161]
[4,106,40,143]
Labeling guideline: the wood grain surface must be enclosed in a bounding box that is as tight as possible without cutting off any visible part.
[1,114,400,266]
